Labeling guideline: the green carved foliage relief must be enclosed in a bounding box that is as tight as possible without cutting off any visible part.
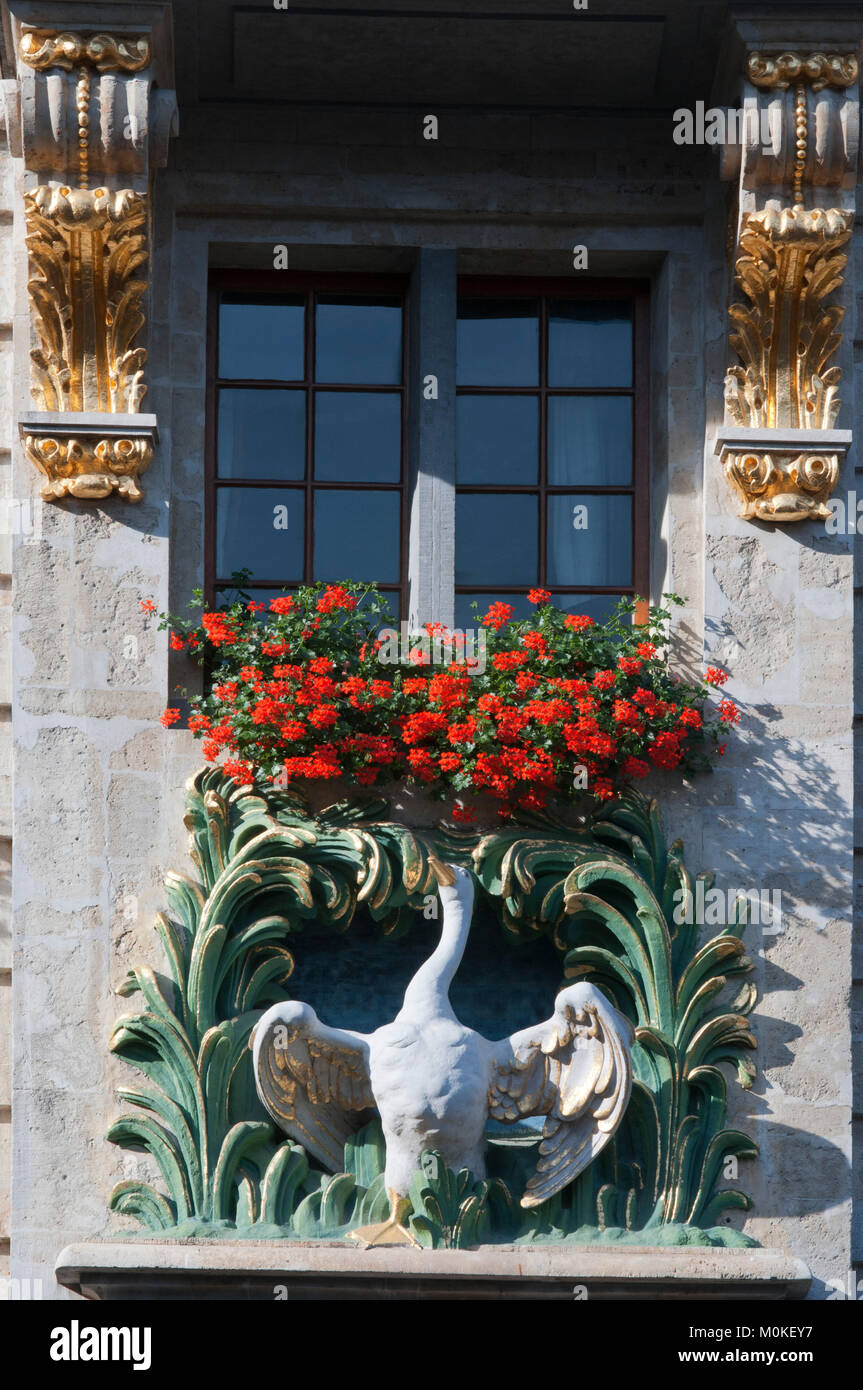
[107,769,758,1248]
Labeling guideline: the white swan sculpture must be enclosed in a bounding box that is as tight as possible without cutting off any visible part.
[251,858,634,1247]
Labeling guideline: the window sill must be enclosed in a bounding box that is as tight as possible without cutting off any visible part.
[55,1240,811,1301]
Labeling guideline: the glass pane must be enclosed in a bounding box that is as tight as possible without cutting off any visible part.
[217,389,305,480]
[456,395,538,485]
[454,591,535,628]
[457,299,539,386]
[219,295,304,381]
[552,593,629,624]
[216,487,305,582]
[456,494,538,587]
[313,490,400,583]
[314,392,401,482]
[548,396,632,486]
[547,494,632,588]
[315,297,402,384]
[548,301,633,388]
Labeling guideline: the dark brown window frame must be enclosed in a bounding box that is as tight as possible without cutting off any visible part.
[206,271,650,624]
[205,270,411,617]
[455,276,650,623]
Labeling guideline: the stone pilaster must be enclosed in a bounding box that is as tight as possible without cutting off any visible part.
[717,29,859,521]
[698,12,861,1289]
[5,3,176,501]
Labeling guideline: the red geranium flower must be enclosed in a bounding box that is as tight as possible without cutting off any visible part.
[493,651,528,671]
[316,585,357,614]
[308,705,339,729]
[677,707,702,729]
[483,602,514,631]
[223,759,254,784]
[705,666,729,687]
[649,732,682,769]
[201,613,238,646]
[521,631,548,656]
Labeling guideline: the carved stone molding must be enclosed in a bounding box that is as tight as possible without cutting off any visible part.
[8,4,176,502]
[19,412,157,502]
[746,51,858,94]
[715,427,851,523]
[18,30,151,74]
[719,28,860,522]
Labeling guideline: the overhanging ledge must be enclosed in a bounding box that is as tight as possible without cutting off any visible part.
[55,1242,812,1301]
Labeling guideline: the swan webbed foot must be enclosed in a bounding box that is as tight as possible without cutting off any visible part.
[348,1190,421,1250]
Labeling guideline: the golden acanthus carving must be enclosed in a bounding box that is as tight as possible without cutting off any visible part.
[25,185,148,415]
[725,206,852,432]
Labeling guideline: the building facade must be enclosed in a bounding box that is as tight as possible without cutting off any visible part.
[0,0,860,1299]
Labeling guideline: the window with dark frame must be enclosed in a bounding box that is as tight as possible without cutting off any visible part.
[207,273,409,620]
[454,278,649,629]
[206,274,649,627]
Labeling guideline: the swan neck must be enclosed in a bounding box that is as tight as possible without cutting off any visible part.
[401,879,473,1016]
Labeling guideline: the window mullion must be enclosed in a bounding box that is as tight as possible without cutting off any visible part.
[407,249,458,630]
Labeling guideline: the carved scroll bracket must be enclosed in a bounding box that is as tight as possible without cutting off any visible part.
[715,426,851,523]
[19,411,158,502]
[7,4,176,502]
[717,24,860,522]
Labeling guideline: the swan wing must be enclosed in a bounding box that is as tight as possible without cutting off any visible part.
[489,982,634,1208]
[250,1002,374,1172]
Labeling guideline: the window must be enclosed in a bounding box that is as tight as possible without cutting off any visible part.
[454,279,648,628]
[207,272,648,626]
[206,273,408,617]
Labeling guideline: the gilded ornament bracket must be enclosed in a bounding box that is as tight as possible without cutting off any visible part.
[719,32,860,522]
[8,6,176,504]
[19,412,158,503]
[715,426,852,524]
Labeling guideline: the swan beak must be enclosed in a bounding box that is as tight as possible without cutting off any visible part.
[428,855,457,888]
